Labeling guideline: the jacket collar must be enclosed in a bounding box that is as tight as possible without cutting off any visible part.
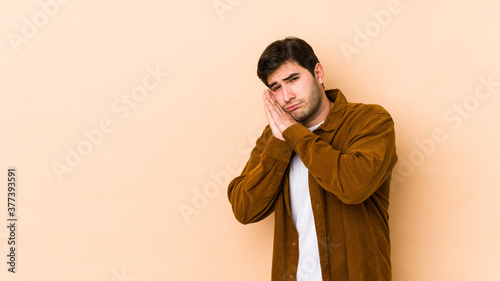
[316,89,347,132]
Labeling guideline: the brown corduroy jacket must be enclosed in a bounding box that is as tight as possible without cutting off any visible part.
[228,89,398,281]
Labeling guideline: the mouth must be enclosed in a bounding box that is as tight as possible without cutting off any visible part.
[285,103,301,111]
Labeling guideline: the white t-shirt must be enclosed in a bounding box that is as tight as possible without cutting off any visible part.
[289,122,323,281]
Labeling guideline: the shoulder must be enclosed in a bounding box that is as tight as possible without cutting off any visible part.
[339,102,395,136]
[344,102,393,123]
[347,102,391,116]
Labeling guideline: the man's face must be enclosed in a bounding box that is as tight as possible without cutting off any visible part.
[267,61,325,125]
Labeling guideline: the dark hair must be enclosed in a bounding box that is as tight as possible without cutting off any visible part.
[257,36,320,87]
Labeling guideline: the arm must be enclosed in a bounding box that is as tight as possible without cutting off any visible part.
[228,90,298,224]
[227,127,292,224]
[282,107,397,204]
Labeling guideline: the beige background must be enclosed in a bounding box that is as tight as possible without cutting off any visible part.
[1,0,500,280]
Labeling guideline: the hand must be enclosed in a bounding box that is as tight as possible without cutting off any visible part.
[263,89,298,141]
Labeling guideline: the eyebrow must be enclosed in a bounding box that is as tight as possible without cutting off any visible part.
[268,73,300,89]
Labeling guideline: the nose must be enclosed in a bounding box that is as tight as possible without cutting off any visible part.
[282,86,295,103]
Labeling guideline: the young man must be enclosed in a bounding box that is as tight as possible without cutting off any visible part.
[227,37,398,281]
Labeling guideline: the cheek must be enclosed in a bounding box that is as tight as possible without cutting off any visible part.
[293,81,307,95]
[272,92,285,105]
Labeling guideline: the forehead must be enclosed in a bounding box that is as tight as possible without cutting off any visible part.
[267,61,308,85]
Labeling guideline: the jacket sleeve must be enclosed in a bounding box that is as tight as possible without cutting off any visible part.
[282,106,398,204]
[227,126,293,224]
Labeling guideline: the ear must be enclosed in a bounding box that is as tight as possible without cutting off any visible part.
[314,63,325,85]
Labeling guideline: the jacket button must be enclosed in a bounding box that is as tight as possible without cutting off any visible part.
[289,274,294,279]
[292,241,297,246]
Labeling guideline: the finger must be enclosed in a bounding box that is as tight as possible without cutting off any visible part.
[264,97,282,137]
[264,90,286,117]
[268,92,288,116]
[263,92,277,124]
[265,95,282,120]
[268,90,279,103]
[268,96,297,126]
[264,89,274,105]
[265,89,279,105]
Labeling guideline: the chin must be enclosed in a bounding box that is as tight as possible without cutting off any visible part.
[292,115,307,123]
[291,110,310,122]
